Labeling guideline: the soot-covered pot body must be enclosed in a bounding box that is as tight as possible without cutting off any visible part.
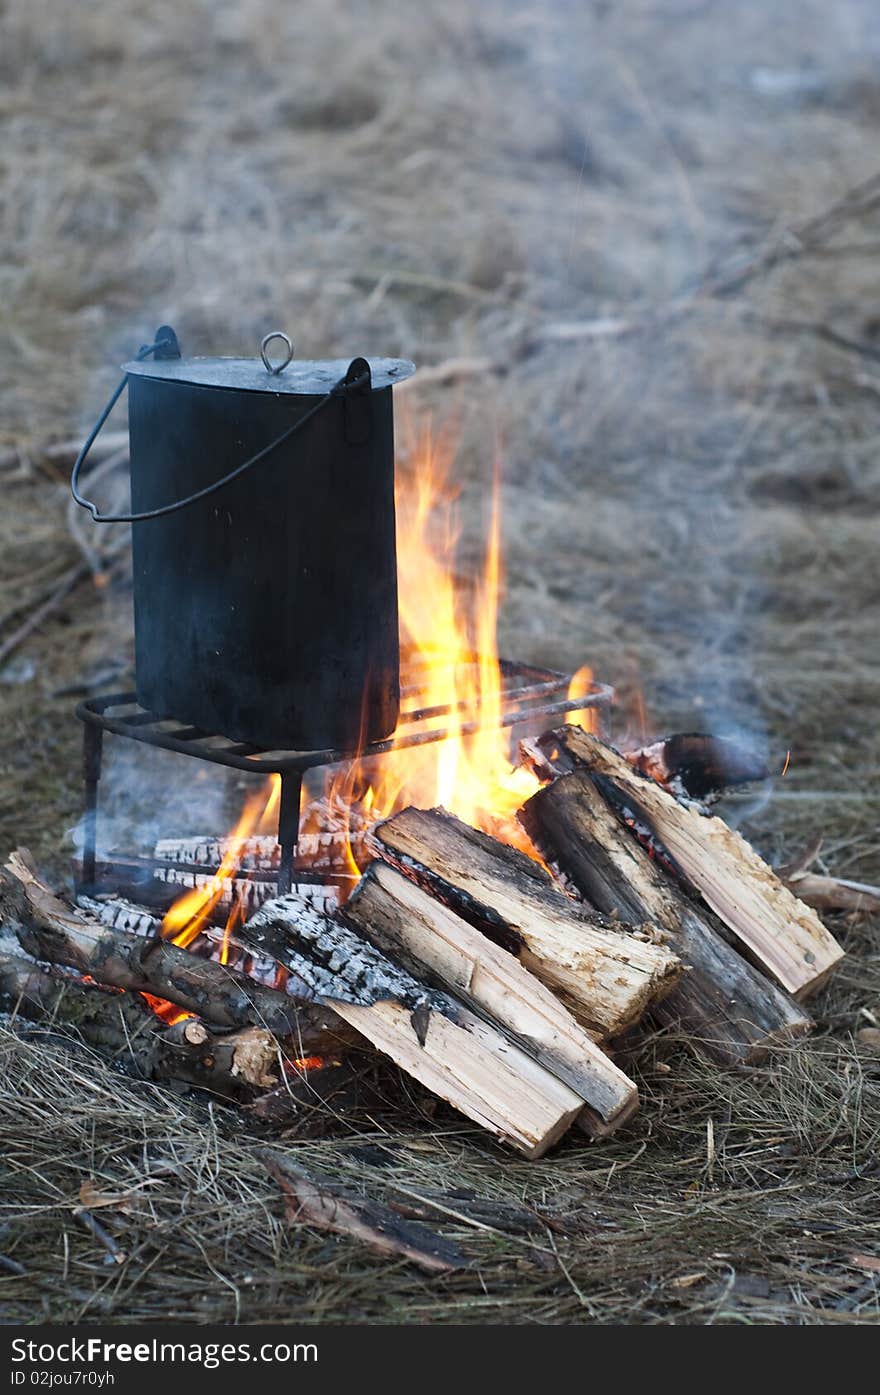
[125,347,413,751]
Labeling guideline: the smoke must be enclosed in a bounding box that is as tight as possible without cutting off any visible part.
[68,738,249,861]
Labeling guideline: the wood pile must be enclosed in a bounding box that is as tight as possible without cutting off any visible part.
[0,727,845,1160]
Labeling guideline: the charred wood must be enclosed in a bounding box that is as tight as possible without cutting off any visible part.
[0,954,281,1099]
[152,866,341,915]
[154,796,371,880]
[624,733,770,800]
[1,851,351,1051]
[238,893,448,1012]
[78,895,161,938]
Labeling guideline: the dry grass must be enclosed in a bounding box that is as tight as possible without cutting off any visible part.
[1,0,880,1323]
[2,972,879,1324]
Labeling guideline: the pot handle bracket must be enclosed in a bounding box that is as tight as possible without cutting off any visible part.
[339,356,372,446]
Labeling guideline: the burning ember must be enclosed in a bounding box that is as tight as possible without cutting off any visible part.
[139,992,193,1027]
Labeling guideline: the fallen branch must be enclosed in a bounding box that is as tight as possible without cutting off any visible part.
[0,564,90,669]
[0,954,281,1099]
[259,1150,467,1274]
[1,851,351,1051]
[782,873,880,915]
[697,170,880,297]
[775,837,880,914]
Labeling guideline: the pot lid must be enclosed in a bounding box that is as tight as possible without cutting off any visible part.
[124,331,415,395]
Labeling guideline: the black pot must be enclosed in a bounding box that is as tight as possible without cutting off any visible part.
[78,328,414,751]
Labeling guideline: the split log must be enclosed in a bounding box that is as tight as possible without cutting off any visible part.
[0,954,281,1099]
[519,771,812,1064]
[334,997,583,1157]
[238,893,584,1158]
[369,807,681,1037]
[0,851,351,1052]
[345,861,638,1134]
[534,729,844,1000]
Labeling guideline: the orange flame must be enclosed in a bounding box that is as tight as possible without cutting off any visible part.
[567,665,598,734]
[161,777,279,947]
[320,413,589,869]
[219,895,245,967]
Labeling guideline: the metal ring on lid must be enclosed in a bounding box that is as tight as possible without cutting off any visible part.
[260,331,294,375]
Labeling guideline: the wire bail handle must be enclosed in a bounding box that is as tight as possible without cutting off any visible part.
[70,328,372,525]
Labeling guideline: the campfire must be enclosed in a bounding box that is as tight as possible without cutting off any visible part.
[0,331,849,1161]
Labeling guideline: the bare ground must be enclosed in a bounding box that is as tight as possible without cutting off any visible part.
[1,0,879,1323]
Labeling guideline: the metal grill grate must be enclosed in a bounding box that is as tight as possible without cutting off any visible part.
[76,661,613,895]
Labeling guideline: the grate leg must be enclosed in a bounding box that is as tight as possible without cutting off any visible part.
[276,771,303,897]
[81,723,104,889]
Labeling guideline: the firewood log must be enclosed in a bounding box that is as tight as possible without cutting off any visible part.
[238,892,451,1012]
[236,892,584,1158]
[369,807,681,1037]
[0,954,282,1099]
[624,734,769,800]
[78,894,161,937]
[154,795,370,878]
[345,861,638,1135]
[533,728,844,1000]
[519,771,812,1064]
[75,860,343,920]
[333,998,583,1158]
[151,867,341,915]
[0,851,351,1052]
